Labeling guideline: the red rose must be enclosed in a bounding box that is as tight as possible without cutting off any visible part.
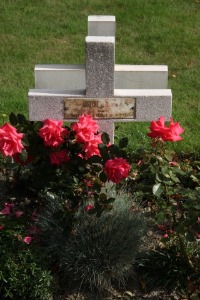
[0,123,24,156]
[82,134,102,159]
[71,114,99,143]
[104,157,131,184]
[147,116,184,142]
[39,119,68,147]
[165,117,185,141]
[50,150,70,165]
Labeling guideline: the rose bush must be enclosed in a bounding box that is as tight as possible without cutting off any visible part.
[0,113,131,216]
[128,116,200,291]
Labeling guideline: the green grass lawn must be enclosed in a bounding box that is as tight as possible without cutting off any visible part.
[0,0,200,155]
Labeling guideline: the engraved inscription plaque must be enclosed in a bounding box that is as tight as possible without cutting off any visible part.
[64,98,135,119]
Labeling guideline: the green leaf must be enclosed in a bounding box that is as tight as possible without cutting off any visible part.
[150,157,158,165]
[99,171,108,183]
[88,155,102,164]
[156,173,165,182]
[108,144,119,154]
[153,183,163,196]
[9,112,18,126]
[17,114,27,124]
[34,121,43,131]
[98,144,109,160]
[185,231,196,242]
[99,193,107,202]
[161,166,169,176]
[93,182,101,193]
[119,137,128,149]
[156,155,163,162]
[92,164,102,173]
[101,132,110,145]
[164,153,173,161]
[20,149,28,161]
[169,171,180,183]
[194,204,200,209]
[156,211,165,223]
[106,197,115,204]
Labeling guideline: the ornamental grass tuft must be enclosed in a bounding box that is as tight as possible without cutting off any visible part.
[36,188,146,292]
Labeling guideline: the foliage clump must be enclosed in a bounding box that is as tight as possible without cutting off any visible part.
[36,189,145,292]
[0,234,53,300]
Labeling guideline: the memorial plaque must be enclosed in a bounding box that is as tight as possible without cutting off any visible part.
[64,98,135,119]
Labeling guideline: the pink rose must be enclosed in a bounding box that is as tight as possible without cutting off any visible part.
[71,114,99,143]
[23,236,33,244]
[50,150,70,165]
[169,161,177,167]
[82,134,102,159]
[0,206,11,215]
[0,123,24,156]
[0,203,14,215]
[104,157,131,184]
[147,116,184,142]
[165,118,185,141]
[157,224,167,231]
[28,226,40,234]
[0,225,4,230]
[85,204,94,212]
[39,119,68,147]
[15,211,24,218]
[5,203,14,208]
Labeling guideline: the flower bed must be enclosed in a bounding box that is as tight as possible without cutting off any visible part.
[0,113,199,299]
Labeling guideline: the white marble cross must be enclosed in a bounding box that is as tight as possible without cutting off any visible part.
[29,15,172,143]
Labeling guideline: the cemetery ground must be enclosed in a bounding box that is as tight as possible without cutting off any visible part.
[0,0,200,299]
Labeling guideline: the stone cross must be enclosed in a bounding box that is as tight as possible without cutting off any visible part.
[29,15,172,143]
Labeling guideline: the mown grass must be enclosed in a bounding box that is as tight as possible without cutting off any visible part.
[0,0,200,154]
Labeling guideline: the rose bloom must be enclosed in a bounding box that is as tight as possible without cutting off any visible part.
[147,116,184,142]
[71,114,99,143]
[50,150,70,165]
[0,203,14,215]
[85,204,94,212]
[39,119,68,147]
[23,236,33,244]
[104,157,131,184]
[15,211,24,218]
[0,123,24,156]
[82,134,102,159]
[0,206,11,215]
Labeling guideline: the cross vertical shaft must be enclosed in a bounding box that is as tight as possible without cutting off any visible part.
[85,16,116,142]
